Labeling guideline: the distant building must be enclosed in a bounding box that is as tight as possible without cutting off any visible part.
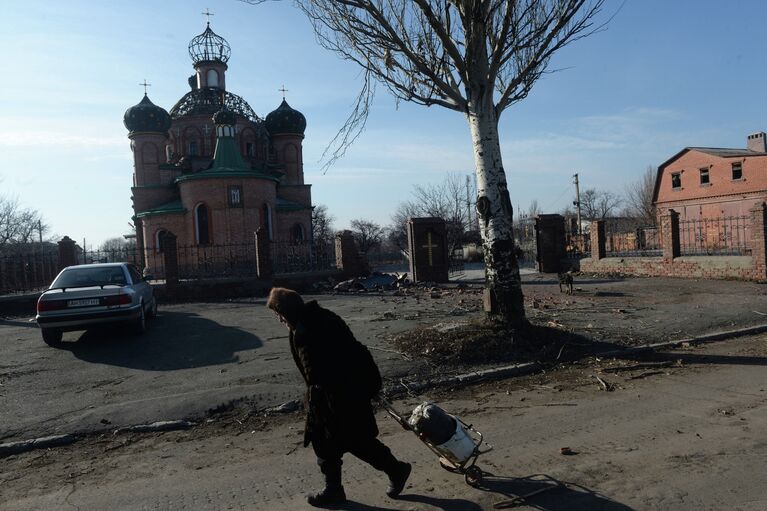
[123,21,311,270]
[653,132,767,220]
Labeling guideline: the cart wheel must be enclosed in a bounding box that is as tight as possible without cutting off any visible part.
[464,465,483,487]
[439,458,461,473]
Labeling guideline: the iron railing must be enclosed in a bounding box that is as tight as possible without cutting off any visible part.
[0,250,60,294]
[566,233,591,259]
[271,241,336,275]
[679,216,751,256]
[605,222,662,257]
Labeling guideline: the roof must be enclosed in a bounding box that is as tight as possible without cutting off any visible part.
[276,197,310,211]
[136,200,186,218]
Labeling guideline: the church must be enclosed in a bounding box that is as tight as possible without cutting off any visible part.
[123,20,312,273]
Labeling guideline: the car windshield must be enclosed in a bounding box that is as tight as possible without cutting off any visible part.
[51,267,127,288]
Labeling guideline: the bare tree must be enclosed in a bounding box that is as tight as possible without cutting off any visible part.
[0,196,48,252]
[579,188,622,221]
[244,0,609,327]
[350,218,385,253]
[623,165,657,226]
[526,200,542,219]
[389,172,475,255]
[312,204,336,246]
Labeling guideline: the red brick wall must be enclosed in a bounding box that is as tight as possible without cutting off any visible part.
[655,150,767,219]
[580,256,759,281]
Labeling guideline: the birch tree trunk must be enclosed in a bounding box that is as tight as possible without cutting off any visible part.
[467,98,525,328]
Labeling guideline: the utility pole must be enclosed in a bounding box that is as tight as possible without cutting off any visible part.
[573,173,582,235]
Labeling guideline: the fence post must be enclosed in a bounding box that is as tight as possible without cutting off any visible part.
[57,236,78,270]
[162,232,179,299]
[661,209,680,261]
[255,228,273,279]
[590,220,606,260]
[335,230,369,277]
[751,203,767,280]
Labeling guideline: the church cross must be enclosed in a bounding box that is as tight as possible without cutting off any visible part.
[139,79,151,95]
[421,231,439,267]
[202,124,211,135]
[278,85,289,100]
[202,8,214,24]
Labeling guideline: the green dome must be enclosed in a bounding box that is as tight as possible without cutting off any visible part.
[265,100,306,135]
[123,95,171,134]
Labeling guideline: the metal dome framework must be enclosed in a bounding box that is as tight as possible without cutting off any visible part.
[188,24,231,64]
[170,88,261,124]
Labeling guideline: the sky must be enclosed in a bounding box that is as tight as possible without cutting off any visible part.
[2,0,767,248]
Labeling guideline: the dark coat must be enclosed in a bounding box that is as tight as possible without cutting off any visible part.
[290,300,382,448]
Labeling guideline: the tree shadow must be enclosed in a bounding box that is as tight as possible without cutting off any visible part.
[59,310,262,371]
[474,472,635,510]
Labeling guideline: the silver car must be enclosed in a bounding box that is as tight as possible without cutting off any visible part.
[36,262,157,346]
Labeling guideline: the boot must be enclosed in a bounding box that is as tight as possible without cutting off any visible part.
[308,469,346,508]
[385,461,412,498]
[307,485,346,508]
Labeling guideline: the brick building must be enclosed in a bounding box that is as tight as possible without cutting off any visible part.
[653,132,767,220]
[123,21,312,272]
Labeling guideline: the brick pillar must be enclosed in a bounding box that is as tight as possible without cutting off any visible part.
[335,230,369,277]
[590,220,606,260]
[751,202,767,280]
[661,209,680,261]
[57,236,78,270]
[162,232,179,298]
[255,228,273,279]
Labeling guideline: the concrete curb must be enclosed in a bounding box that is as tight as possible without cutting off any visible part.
[4,323,766,458]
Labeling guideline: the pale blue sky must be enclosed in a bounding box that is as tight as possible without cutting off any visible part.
[2,1,766,246]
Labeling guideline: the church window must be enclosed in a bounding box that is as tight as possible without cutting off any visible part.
[291,223,305,243]
[246,142,255,157]
[671,172,681,189]
[195,204,211,245]
[155,229,167,253]
[228,186,243,207]
[732,162,743,180]
[188,140,199,156]
[262,204,273,240]
[206,69,219,88]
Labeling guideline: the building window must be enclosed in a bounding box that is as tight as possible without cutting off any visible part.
[671,172,681,189]
[155,229,168,253]
[195,204,210,245]
[246,142,255,157]
[699,168,710,185]
[228,186,243,207]
[206,69,219,88]
[291,223,305,243]
[732,162,743,180]
[262,204,273,241]
[188,140,198,156]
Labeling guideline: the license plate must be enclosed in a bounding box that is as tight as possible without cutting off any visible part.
[67,299,100,307]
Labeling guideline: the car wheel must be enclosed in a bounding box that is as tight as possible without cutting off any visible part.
[133,302,147,334]
[41,328,63,346]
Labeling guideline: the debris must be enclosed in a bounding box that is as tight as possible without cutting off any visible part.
[266,400,302,414]
[627,370,665,380]
[559,447,576,455]
[592,374,614,391]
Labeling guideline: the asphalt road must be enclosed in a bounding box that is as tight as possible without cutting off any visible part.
[3,334,766,510]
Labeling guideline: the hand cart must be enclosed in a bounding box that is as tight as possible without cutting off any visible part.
[378,396,493,487]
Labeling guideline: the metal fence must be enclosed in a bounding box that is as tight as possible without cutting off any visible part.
[679,216,751,256]
[566,233,591,260]
[176,243,258,278]
[605,222,663,257]
[0,250,60,294]
[271,241,336,275]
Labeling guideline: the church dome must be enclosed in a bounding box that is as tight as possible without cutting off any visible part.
[265,100,306,135]
[123,94,171,134]
[188,23,231,65]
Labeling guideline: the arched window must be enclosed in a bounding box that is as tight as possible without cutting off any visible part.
[195,204,211,245]
[206,69,219,88]
[155,229,168,253]
[188,140,199,156]
[262,204,273,241]
[291,223,305,243]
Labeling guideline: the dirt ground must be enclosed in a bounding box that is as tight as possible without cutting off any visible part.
[3,333,766,510]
